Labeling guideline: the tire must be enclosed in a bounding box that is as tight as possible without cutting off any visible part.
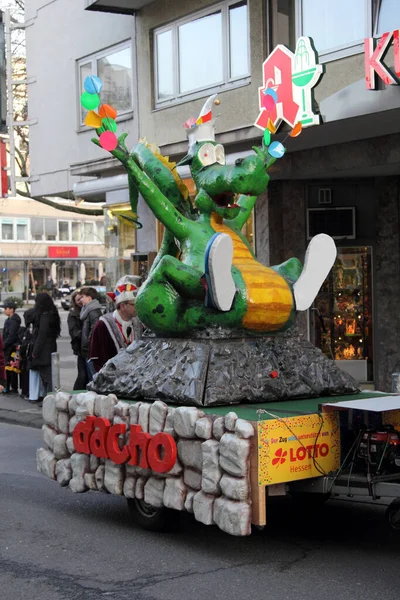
[127,498,176,532]
[385,500,400,532]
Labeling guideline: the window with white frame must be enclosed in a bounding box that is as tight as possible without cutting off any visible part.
[1,219,14,241]
[154,0,250,106]
[298,0,370,61]
[58,221,69,242]
[16,219,28,241]
[374,0,400,35]
[77,42,133,125]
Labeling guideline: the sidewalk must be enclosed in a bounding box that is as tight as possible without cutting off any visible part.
[0,392,44,429]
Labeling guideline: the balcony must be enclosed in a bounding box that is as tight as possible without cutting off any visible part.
[85,0,155,14]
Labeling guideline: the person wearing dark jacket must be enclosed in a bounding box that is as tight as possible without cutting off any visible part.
[79,287,102,380]
[1,301,21,393]
[0,334,6,392]
[30,292,61,400]
[67,289,87,390]
[19,307,35,399]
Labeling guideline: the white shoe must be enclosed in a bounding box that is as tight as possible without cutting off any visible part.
[206,233,236,311]
[293,234,337,311]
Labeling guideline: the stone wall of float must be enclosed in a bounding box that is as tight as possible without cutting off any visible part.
[37,391,255,537]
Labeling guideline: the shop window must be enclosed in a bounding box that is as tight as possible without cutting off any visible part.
[71,221,82,242]
[58,221,69,242]
[298,0,370,62]
[1,220,13,240]
[311,247,373,382]
[77,42,133,126]
[154,1,250,107]
[45,218,57,241]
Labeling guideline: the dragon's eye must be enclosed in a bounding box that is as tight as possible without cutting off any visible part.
[198,143,216,166]
[215,144,225,165]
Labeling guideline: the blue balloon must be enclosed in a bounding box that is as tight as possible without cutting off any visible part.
[84,75,103,95]
[268,141,286,159]
[263,87,278,103]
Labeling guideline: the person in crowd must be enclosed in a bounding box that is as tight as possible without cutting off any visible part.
[79,287,102,379]
[29,292,61,404]
[67,289,87,390]
[1,301,21,394]
[89,276,142,373]
[19,307,35,399]
[0,333,6,393]
[45,275,55,298]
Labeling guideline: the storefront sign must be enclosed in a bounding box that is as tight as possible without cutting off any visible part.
[364,31,400,89]
[255,36,324,131]
[73,416,177,473]
[257,412,340,486]
[48,246,78,259]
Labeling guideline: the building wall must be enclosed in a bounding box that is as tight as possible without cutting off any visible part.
[25,0,136,197]
[136,0,266,150]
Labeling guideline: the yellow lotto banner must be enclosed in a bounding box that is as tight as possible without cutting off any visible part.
[257,412,341,486]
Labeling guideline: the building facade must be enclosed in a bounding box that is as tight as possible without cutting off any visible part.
[0,196,105,300]
[26,0,400,391]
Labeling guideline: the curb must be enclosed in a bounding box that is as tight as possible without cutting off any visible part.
[0,409,44,429]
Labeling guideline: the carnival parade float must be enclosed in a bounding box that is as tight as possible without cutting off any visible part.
[37,38,400,536]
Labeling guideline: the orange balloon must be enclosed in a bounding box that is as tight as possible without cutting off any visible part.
[99,104,117,120]
[290,122,303,137]
[267,118,277,134]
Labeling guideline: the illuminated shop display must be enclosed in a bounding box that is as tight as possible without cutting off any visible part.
[311,247,373,380]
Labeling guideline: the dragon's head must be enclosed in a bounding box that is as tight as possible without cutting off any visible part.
[178,95,273,219]
[188,141,271,219]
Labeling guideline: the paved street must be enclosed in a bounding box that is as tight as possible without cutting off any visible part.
[0,422,400,600]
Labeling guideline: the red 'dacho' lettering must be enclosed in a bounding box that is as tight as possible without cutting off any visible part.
[72,417,177,473]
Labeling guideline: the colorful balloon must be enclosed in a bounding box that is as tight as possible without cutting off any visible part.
[80,91,100,111]
[263,129,271,146]
[267,119,277,134]
[101,117,117,133]
[84,111,103,128]
[263,94,276,112]
[99,104,117,120]
[99,131,118,152]
[84,75,103,95]
[263,87,278,103]
[290,122,303,138]
[267,141,286,159]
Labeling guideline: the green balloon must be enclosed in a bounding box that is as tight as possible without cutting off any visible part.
[263,129,271,146]
[80,91,100,111]
[101,117,117,133]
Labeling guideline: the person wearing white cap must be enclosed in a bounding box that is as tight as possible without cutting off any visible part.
[88,276,143,373]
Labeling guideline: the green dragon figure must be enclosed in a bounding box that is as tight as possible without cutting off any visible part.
[89,92,336,337]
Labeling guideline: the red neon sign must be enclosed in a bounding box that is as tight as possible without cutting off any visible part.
[364,30,400,89]
[48,246,79,259]
[73,417,177,473]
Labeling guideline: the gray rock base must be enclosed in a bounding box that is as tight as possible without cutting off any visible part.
[89,328,359,407]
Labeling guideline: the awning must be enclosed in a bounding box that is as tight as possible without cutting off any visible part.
[322,395,400,413]
[85,0,154,14]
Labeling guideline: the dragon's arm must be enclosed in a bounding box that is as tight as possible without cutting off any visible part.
[94,136,190,241]
[226,194,257,230]
[150,229,180,274]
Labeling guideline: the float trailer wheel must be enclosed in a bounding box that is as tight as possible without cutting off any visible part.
[127,499,176,532]
[385,499,400,533]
